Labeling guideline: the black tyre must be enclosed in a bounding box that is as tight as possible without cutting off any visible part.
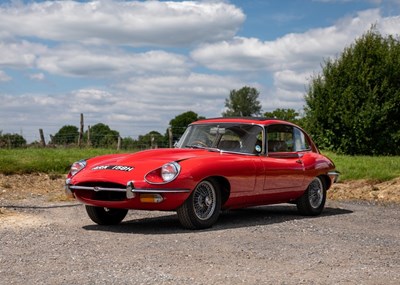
[177,179,221,230]
[296,177,326,216]
[85,205,128,225]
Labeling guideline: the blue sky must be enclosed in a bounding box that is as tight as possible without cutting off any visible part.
[1,0,399,142]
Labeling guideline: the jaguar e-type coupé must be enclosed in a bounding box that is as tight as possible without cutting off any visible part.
[65,117,339,229]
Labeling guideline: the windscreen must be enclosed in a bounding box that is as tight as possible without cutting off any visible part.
[176,123,263,154]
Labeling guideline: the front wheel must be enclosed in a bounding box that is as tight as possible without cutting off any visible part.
[177,179,221,230]
[85,205,128,225]
[296,177,326,216]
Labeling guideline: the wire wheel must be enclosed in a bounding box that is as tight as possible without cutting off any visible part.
[193,180,217,221]
[296,177,326,216]
[308,178,324,209]
[177,178,221,230]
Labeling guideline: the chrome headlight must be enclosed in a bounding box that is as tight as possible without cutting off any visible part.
[145,161,181,184]
[161,162,181,182]
[70,160,86,177]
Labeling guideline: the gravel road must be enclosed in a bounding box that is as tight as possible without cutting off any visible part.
[1,198,399,285]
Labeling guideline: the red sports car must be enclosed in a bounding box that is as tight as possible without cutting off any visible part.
[65,117,339,229]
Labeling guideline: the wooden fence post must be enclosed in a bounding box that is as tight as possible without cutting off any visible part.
[78,113,84,147]
[39,129,46,147]
[117,136,121,150]
[168,128,173,148]
[87,125,91,147]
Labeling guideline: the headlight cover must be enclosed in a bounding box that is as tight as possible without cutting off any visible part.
[145,162,181,184]
[69,160,87,177]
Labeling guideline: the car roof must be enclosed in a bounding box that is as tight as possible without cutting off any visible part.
[191,117,297,127]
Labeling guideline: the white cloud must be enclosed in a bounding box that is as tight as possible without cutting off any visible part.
[0,1,245,47]
[29,72,45,81]
[191,8,400,111]
[37,45,191,77]
[191,9,392,72]
[273,70,312,92]
[0,71,245,141]
[0,40,47,68]
[0,40,190,78]
[0,70,11,82]
[114,72,245,118]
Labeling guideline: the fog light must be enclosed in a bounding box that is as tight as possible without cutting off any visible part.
[140,194,164,203]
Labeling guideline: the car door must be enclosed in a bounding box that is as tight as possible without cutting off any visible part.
[261,124,306,192]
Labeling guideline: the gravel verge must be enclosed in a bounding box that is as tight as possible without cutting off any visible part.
[1,197,399,284]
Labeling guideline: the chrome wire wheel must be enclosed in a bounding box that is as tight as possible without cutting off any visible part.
[177,178,221,229]
[192,180,217,221]
[308,178,324,209]
[296,176,326,216]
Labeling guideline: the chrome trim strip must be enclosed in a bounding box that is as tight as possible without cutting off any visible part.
[67,183,190,197]
[133,189,190,193]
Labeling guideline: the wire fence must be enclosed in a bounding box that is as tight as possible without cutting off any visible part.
[0,130,187,150]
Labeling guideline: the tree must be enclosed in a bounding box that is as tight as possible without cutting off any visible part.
[51,125,79,145]
[0,133,26,148]
[264,108,300,124]
[121,137,137,150]
[137,131,166,149]
[87,123,120,148]
[169,111,205,140]
[222,86,262,117]
[304,29,400,155]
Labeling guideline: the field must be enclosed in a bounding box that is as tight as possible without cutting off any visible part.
[0,148,399,204]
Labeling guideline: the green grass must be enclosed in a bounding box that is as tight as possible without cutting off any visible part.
[0,148,399,182]
[0,148,128,175]
[323,151,400,181]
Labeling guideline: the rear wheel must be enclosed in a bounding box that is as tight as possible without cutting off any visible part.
[85,205,128,225]
[296,177,326,216]
[177,179,221,230]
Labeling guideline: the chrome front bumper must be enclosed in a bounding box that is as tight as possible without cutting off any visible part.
[65,179,190,199]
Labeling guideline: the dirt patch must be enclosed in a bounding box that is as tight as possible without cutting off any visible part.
[1,173,400,205]
[0,209,46,229]
[0,173,68,202]
[329,177,400,204]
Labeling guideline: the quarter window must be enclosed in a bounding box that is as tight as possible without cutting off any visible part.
[293,128,310,151]
[266,125,310,153]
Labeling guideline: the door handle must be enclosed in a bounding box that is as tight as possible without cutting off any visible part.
[296,159,303,164]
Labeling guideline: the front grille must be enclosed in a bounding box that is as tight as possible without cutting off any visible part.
[74,182,127,201]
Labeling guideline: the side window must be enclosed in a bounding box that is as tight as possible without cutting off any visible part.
[293,128,310,151]
[267,125,294,152]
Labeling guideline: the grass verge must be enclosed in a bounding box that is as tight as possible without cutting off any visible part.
[0,148,127,175]
[323,151,400,181]
[0,148,399,182]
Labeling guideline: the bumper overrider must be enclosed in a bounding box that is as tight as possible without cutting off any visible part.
[327,171,340,183]
[65,179,190,203]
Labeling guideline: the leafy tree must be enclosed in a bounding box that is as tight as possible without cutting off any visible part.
[51,125,79,145]
[121,137,137,150]
[264,108,300,124]
[304,29,400,155]
[169,111,205,140]
[137,131,166,149]
[87,123,120,148]
[222,86,262,117]
[0,133,26,148]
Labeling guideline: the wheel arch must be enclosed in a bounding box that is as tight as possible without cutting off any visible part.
[206,175,230,206]
[319,174,331,190]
